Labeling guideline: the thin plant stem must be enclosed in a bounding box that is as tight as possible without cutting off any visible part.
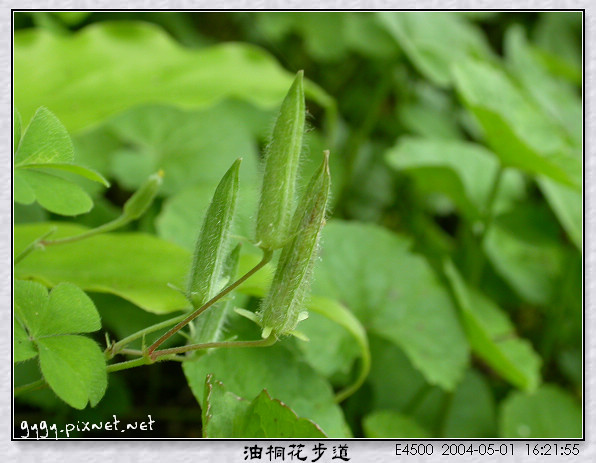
[470,165,505,284]
[147,248,274,356]
[41,215,129,246]
[106,312,189,359]
[151,335,277,359]
[334,346,371,404]
[14,227,57,265]
[14,379,47,396]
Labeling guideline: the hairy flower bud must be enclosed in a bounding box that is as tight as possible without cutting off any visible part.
[187,159,240,308]
[256,70,305,250]
[259,151,330,337]
[122,170,163,220]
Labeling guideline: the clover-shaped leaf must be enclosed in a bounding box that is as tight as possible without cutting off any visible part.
[14,107,109,216]
[14,280,107,409]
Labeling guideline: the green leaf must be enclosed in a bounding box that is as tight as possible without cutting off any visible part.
[14,280,107,408]
[187,160,240,307]
[366,335,447,435]
[14,107,22,152]
[203,375,326,438]
[533,12,582,80]
[38,283,101,337]
[386,137,525,220]
[377,12,493,87]
[14,22,333,133]
[15,107,74,166]
[537,176,582,250]
[37,335,107,409]
[311,221,469,390]
[363,410,430,438]
[183,343,351,437]
[452,59,581,190]
[15,223,190,314]
[15,281,101,339]
[442,369,497,437]
[13,107,106,215]
[15,169,93,216]
[500,384,582,438]
[444,260,541,391]
[484,204,565,306]
[505,25,581,146]
[14,319,37,363]
[21,163,110,187]
[13,171,36,205]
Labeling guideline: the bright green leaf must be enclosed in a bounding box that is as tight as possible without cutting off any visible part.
[14,171,36,205]
[537,176,582,250]
[21,163,110,187]
[363,410,430,438]
[183,343,351,437]
[500,384,582,438]
[505,25,581,146]
[15,107,74,166]
[37,335,107,409]
[444,260,541,391]
[386,137,525,220]
[15,223,190,314]
[378,12,494,87]
[311,221,469,390]
[203,375,326,438]
[16,169,93,216]
[36,283,101,337]
[14,22,333,133]
[14,107,22,152]
[14,319,37,363]
[452,59,581,190]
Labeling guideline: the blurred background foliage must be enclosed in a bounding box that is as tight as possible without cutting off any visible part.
[14,11,582,438]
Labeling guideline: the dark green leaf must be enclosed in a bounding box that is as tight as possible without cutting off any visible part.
[363,410,430,438]
[444,261,541,391]
[386,138,525,220]
[203,375,326,438]
[484,205,565,306]
[500,384,581,438]
[312,221,469,390]
[442,369,497,437]
[183,343,351,437]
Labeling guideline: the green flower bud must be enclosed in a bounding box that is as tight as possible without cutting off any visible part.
[256,70,305,250]
[259,151,331,337]
[187,159,240,308]
[122,170,163,220]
